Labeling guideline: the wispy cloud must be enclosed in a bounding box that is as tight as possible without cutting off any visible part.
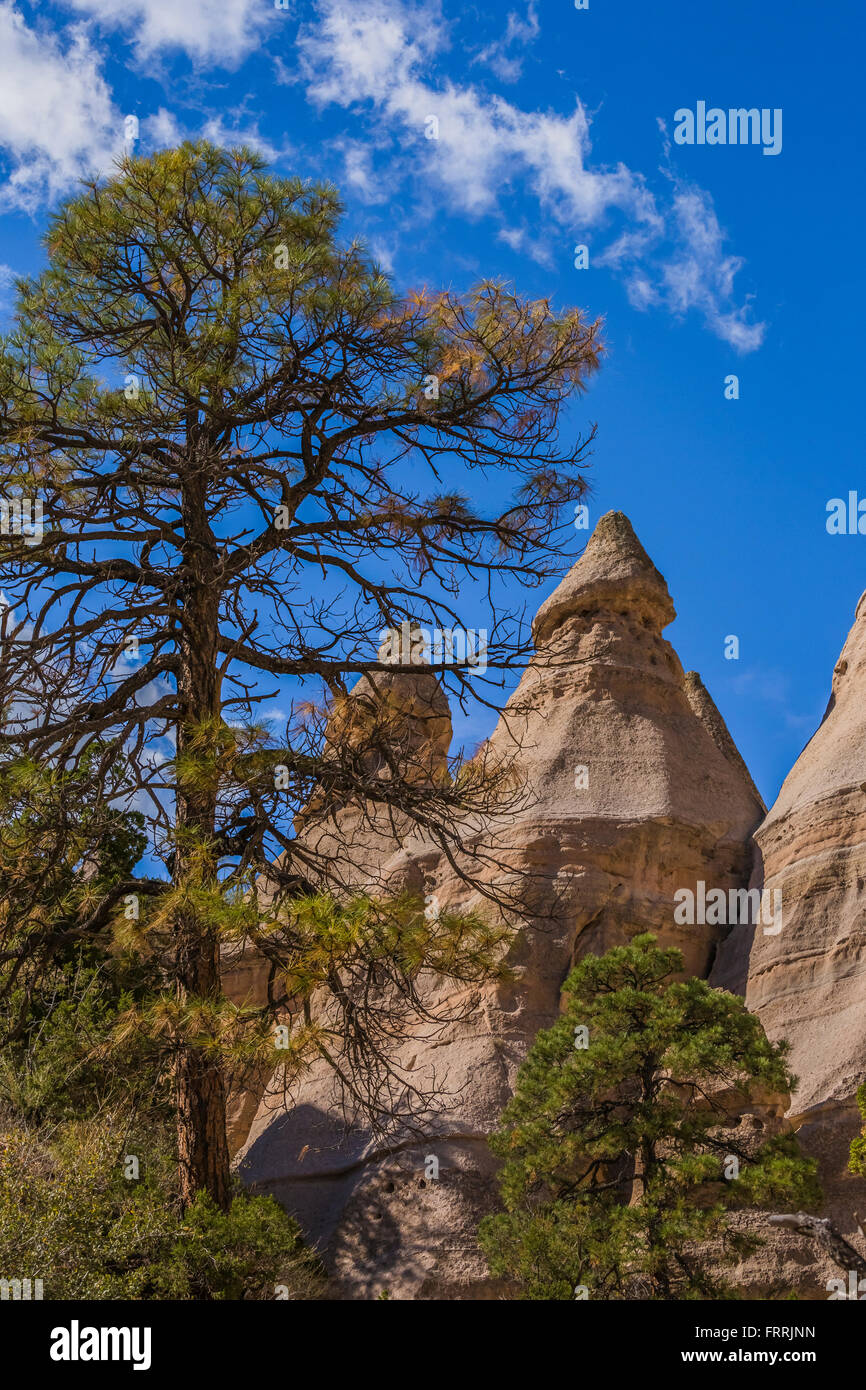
[730,667,819,731]
[56,0,270,66]
[296,0,766,351]
[472,1,540,84]
[0,262,16,305]
[0,2,121,212]
[143,107,288,164]
[336,138,391,203]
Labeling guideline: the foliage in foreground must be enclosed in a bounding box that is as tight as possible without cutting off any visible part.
[0,770,322,1300]
[479,934,822,1300]
[0,1120,321,1300]
[0,137,601,1209]
[849,1084,866,1177]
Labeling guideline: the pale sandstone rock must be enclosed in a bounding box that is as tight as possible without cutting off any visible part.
[703,1210,853,1301]
[711,588,866,1261]
[231,512,768,1297]
[224,642,454,1156]
[285,630,454,896]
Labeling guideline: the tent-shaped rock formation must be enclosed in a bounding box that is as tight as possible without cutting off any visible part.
[712,588,866,1255]
[230,511,767,1298]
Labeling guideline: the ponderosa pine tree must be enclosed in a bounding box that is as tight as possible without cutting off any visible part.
[0,750,152,1117]
[0,142,602,1211]
[0,754,321,1301]
[479,934,821,1299]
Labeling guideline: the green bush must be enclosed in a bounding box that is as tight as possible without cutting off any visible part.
[0,1118,323,1300]
[479,933,822,1300]
[849,1084,866,1177]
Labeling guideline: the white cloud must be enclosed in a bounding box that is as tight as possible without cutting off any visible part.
[597,182,766,351]
[496,223,554,268]
[0,3,121,212]
[199,116,284,163]
[300,0,441,106]
[367,236,396,272]
[57,0,269,66]
[0,263,16,303]
[143,107,286,164]
[661,187,765,351]
[144,106,184,149]
[297,0,766,352]
[473,1,540,84]
[298,1,640,224]
[338,139,389,202]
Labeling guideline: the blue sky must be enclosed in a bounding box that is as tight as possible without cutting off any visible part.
[0,0,863,806]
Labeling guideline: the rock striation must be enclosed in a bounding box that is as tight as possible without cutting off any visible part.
[230,511,769,1297]
[711,589,866,1256]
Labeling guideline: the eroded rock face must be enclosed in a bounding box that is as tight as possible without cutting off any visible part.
[712,589,866,1256]
[288,630,455,896]
[230,511,767,1298]
[704,1211,853,1301]
[477,511,765,979]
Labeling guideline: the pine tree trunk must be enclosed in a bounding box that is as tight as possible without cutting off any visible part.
[174,908,231,1211]
[173,486,232,1211]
